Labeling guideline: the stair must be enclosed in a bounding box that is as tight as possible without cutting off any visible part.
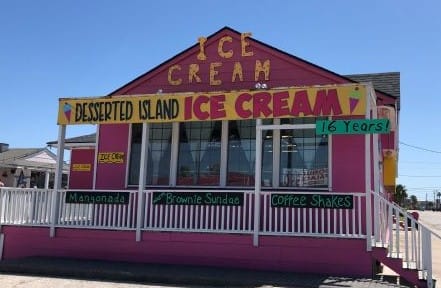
[370,191,438,288]
[372,246,430,288]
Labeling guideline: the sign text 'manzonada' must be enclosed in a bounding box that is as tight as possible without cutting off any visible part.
[65,191,130,205]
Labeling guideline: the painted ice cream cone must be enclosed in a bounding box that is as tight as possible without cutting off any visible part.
[64,103,72,122]
[349,98,359,113]
[349,87,361,113]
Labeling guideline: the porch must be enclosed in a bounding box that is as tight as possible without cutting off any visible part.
[0,187,437,287]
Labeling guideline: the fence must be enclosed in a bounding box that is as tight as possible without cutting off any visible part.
[0,188,366,239]
[1,187,437,286]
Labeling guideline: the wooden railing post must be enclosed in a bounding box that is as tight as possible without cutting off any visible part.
[422,226,433,288]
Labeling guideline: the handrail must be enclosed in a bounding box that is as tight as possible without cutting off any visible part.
[371,190,435,288]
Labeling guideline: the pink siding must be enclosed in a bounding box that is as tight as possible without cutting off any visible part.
[381,131,396,150]
[332,134,365,192]
[95,124,130,189]
[69,148,95,189]
[1,226,372,277]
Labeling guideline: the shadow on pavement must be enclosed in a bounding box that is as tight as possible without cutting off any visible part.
[0,257,410,287]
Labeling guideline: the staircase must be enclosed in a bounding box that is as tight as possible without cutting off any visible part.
[371,191,438,288]
[372,245,429,287]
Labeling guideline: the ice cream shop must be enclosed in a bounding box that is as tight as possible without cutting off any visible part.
[0,27,437,287]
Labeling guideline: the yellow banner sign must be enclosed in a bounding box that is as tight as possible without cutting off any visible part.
[58,84,367,125]
[98,152,124,164]
[72,163,91,172]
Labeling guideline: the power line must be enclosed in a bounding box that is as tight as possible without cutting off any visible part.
[399,174,441,178]
[399,141,441,154]
[400,161,441,165]
[407,187,441,190]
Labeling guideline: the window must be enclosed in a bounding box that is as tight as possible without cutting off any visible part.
[279,118,328,188]
[177,121,221,186]
[128,124,142,185]
[128,123,172,185]
[148,123,173,185]
[227,120,256,186]
[127,117,328,189]
[261,119,274,187]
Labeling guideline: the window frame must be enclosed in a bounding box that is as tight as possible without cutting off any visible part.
[127,118,331,191]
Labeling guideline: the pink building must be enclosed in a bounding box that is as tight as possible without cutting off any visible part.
[0,27,435,287]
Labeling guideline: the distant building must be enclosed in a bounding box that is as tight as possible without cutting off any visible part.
[47,133,96,189]
[0,143,68,188]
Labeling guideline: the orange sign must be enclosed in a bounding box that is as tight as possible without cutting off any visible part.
[98,152,124,164]
[72,163,91,172]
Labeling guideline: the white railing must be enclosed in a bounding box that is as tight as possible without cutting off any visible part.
[0,188,53,226]
[143,190,254,234]
[1,188,367,239]
[55,190,138,230]
[372,191,436,288]
[260,191,366,238]
[0,188,137,230]
[141,190,366,239]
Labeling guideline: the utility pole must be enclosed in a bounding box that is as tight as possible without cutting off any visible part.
[424,192,428,210]
[435,189,440,211]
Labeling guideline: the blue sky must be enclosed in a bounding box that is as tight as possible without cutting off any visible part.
[1,1,440,200]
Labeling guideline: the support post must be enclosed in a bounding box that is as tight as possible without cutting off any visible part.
[136,123,148,242]
[0,233,4,260]
[365,85,373,251]
[50,125,66,237]
[92,125,100,189]
[44,170,50,189]
[253,119,262,246]
[372,93,381,242]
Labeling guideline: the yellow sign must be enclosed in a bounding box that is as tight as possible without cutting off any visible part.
[72,163,91,172]
[383,149,397,186]
[98,152,124,164]
[58,84,367,125]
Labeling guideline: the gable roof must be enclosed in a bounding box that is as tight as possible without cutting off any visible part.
[47,133,96,148]
[345,72,400,109]
[108,26,398,107]
[0,148,67,171]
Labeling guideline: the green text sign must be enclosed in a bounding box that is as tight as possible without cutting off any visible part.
[152,191,244,206]
[65,191,130,205]
[316,119,390,135]
[271,194,353,209]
